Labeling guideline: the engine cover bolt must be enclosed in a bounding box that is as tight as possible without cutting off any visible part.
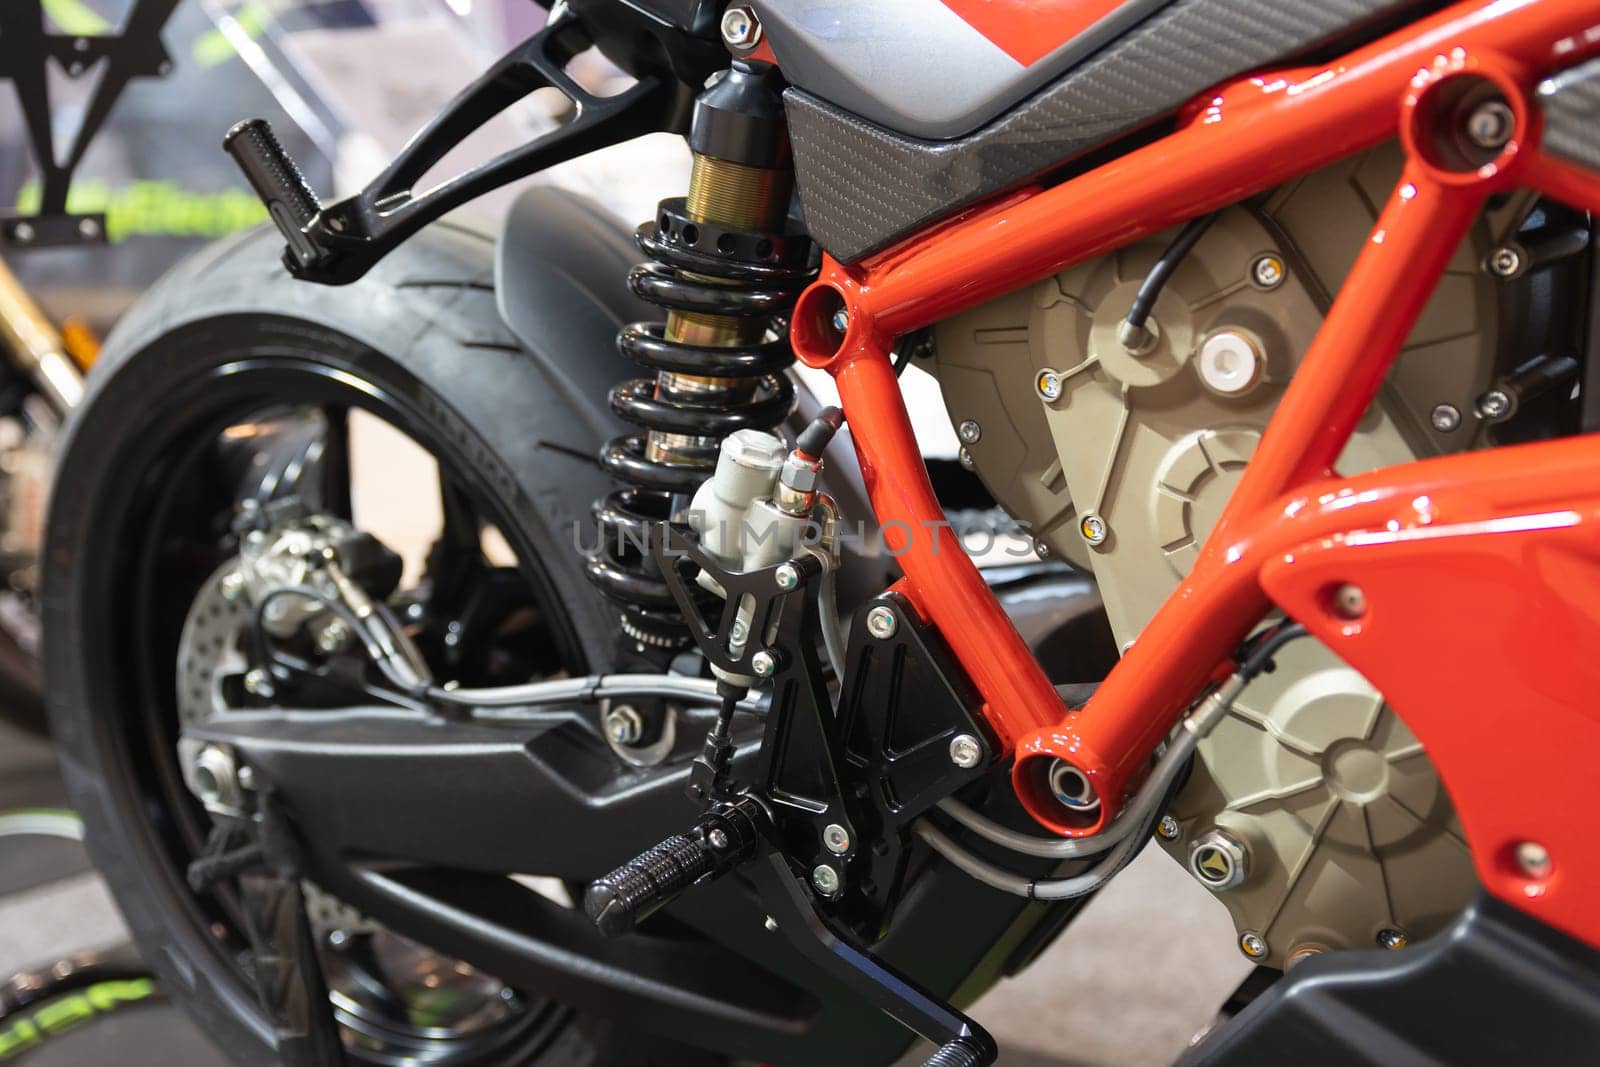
[604,705,644,746]
[1239,932,1268,959]
[1465,99,1515,150]
[1515,841,1552,879]
[719,5,762,51]
[1485,246,1523,278]
[219,569,246,603]
[1476,389,1514,421]
[811,864,842,897]
[1197,330,1265,396]
[1189,829,1250,891]
[1079,513,1109,547]
[948,734,983,769]
[243,667,274,699]
[774,563,800,591]
[866,605,898,640]
[823,823,851,855]
[1250,254,1285,289]
[1430,403,1462,432]
[1377,928,1409,950]
[957,419,982,445]
[1035,369,1064,402]
[751,650,778,677]
[1156,815,1180,841]
[1331,583,1366,619]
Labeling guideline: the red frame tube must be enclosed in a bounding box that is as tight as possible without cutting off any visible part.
[788,0,1600,938]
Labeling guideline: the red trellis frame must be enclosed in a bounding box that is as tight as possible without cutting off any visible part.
[784,0,1600,949]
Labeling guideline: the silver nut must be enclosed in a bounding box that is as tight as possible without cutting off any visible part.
[1515,841,1552,879]
[604,705,644,746]
[948,734,983,769]
[707,828,730,850]
[314,618,351,654]
[1486,246,1523,278]
[751,649,778,677]
[775,563,800,591]
[719,5,762,50]
[1466,98,1515,149]
[1376,928,1409,950]
[219,569,247,602]
[957,419,982,445]
[1079,513,1109,547]
[1332,582,1366,619]
[1250,254,1285,289]
[1239,932,1268,959]
[1430,403,1462,432]
[831,307,850,333]
[1035,369,1064,402]
[823,824,851,855]
[865,605,897,640]
[1476,389,1513,421]
[811,864,841,897]
[243,667,274,699]
[1156,815,1180,841]
[1188,829,1250,891]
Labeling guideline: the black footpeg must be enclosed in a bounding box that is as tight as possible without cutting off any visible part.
[584,797,765,937]
[222,118,323,270]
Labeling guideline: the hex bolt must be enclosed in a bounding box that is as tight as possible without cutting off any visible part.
[1188,829,1250,891]
[831,308,850,334]
[1476,389,1513,421]
[719,5,762,50]
[957,419,982,445]
[1430,403,1462,433]
[866,605,898,640]
[774,563,800,591]
[1033,537,1052,560]
[219,569,247,603]
[707,828,730,850]
[1239,932,1268,959]
[315,618,351,654]
[764,916,779,933]
[823,824,851,855]
[1376,928,1409,950]
[1250,254,1285,289]
[751,650,778,678]
[1156,815,1180,841]
[949,734,983,769]
[604,705,644,745]
[235,765,257,791]
[1035,369,1064,402]
[1516,841,1552,879]
[243,667,274,699]
[1079,513,1109,547]
[1465,99,1515,150]
[1486,246,1523,278]
[1332,582,1367,619]
[958,447,975,471]
[811,864,842,897]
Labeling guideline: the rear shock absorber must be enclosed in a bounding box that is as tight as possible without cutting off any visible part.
[587,61,813,648]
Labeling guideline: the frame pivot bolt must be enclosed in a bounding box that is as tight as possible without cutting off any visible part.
[751,650,778,677]
[811,864,841,897]
[774,563,800,591]
[831,308,850,334]
[1035,369,1064,402]
[1079,513,1109,547]
[1465,99,1515,150]
[604,704,644,745]
[948,734,983,769]
[1376,928,1408,951]
[1239,932,1268,959]
[1430,403,1461,432]
[957,419,982,445]
[866,605,897,640]
[720,5,762,51]
[1250,254,1285,289]
[823,824,851,855]
[1486,246,1523,278]
[1156,815,1180,841]
[1332,583,1366,619]
[1515,841,1552,879]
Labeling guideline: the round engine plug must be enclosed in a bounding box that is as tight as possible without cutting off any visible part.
[1189,828,1250,891]
[1196,329,1265,397]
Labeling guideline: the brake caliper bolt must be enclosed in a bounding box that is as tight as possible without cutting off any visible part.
[1466,99,1515,150]
[774,563,800,591]
[1239,932,1268,959]
[604,705,644,745]
[957,419,982,445]
[1430,403,1462,432]
[1486,246,1523,278]
[948,733,983,769]
[1157,815,1180,841]
[719,5,761,50]
[751,649,778,677]
[811,864,841,897]
[866,605,897,640]
[823,824,851,855]
[1080,512,1109,547]
[243,668,274,699]
[1377,928,1409,951]
[1035,369,1064,402]
[1516,840,1552,879]
[1250,254,1285,289]
[1332,582,1366,619]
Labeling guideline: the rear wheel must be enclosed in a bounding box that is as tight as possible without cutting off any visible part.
[43,218,724,1065]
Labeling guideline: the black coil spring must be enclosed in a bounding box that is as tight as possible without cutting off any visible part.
[586,198,814,645]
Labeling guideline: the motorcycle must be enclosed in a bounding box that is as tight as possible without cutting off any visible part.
[40,0,1600,1063]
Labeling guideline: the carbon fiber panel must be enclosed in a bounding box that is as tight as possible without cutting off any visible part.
[786,0,1425,263]
[1541,57,1600,173]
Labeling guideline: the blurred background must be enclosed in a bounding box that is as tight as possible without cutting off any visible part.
[0,2,1249,1063]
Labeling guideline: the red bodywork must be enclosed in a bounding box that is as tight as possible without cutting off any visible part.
[784,0,1600,949]
[937,0,1129,66]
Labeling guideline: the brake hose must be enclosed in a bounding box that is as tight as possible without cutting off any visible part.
[1118,212,1219,352]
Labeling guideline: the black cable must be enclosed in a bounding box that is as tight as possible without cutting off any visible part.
[1119,212,1219,350]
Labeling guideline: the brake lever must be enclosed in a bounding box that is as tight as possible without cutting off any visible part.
[224,12,690,286]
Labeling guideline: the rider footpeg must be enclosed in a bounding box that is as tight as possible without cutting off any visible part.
[585,796,765,937]
[222,118,323,270]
